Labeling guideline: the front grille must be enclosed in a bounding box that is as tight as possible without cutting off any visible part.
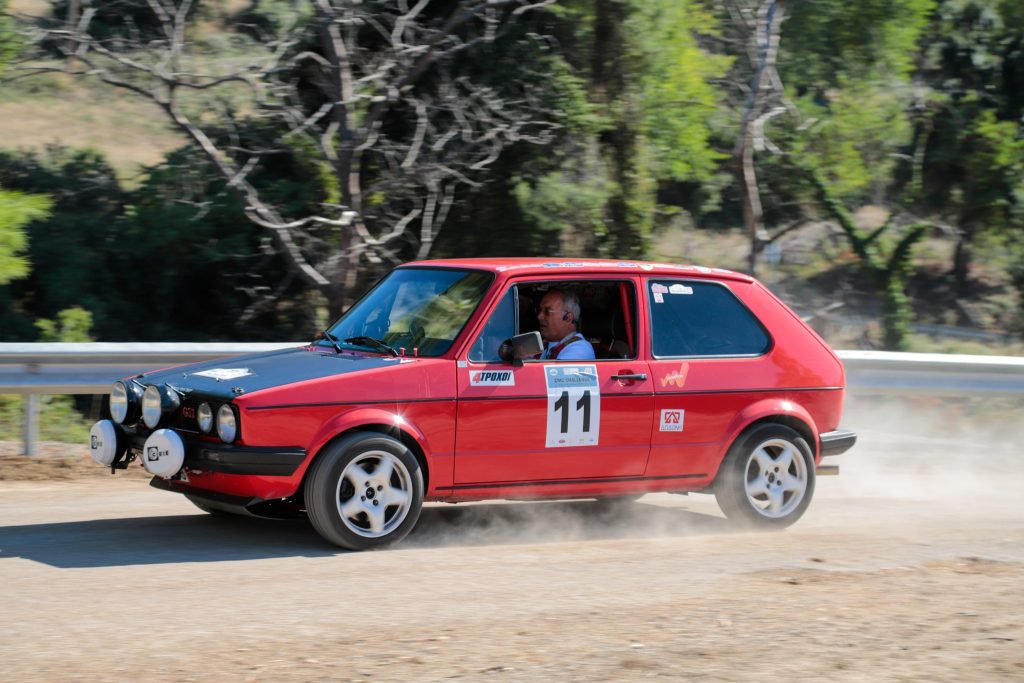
[171,398,202,433]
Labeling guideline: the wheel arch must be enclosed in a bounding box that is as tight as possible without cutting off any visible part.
[299,410,432,500]
[714,399,820,483]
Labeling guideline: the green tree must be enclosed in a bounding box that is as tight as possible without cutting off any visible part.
[0,187,50,285]
[808,168,929,350]
[21,0,565,319]
[0,147,124,338]
[917,0,1024,293]
[36,305,93,341]
[505,0,729,259]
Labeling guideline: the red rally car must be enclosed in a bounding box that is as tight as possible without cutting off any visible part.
[88,258,856,550]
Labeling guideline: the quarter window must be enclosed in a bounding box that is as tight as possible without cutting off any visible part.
[648,280,769,357]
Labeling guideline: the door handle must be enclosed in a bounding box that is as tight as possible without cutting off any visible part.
[612,373,647,381]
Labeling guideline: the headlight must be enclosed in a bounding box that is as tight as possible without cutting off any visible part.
[110,382,129,423]
[197,402,213,433]
[142,386,162,428]
[109,380,143,425]
[216,404,237,443]
[142,384,181,430]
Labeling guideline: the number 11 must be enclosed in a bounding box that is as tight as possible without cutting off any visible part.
[554,390,591,433]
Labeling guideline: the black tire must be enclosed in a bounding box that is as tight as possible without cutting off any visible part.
[713,423,815,529]
[305,431,424,550]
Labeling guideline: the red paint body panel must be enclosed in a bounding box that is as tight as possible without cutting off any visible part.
[135,259,849,507]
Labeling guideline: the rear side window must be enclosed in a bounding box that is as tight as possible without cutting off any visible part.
[647,280,770,358]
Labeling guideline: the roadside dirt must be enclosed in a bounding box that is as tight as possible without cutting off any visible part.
[0,442,150,480]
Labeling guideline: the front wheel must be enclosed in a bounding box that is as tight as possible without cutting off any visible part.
[714,423,815,528]
[305,432,424,550]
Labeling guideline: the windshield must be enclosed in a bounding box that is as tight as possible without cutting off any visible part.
[328,268,494,357]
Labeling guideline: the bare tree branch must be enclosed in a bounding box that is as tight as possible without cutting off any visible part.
[13,0,562,316]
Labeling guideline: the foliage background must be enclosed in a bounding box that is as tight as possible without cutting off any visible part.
[1,0,1023,440]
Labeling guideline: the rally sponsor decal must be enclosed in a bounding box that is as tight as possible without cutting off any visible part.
[544,364,600,448]
[470,369,515,387]
[191,368,252,381]
[660,362,689,389]
[659,409,685,432]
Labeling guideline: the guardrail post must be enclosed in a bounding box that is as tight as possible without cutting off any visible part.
[23,394,39,456]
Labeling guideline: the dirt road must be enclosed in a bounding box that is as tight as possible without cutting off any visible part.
[1,428,1022,682]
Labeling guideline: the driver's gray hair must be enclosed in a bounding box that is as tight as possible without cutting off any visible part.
[556,289,582,329]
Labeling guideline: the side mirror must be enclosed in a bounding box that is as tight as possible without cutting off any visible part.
[499,331,543,363]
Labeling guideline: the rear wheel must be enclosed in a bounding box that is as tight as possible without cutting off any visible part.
[305,432,424,550]
[714,423,815,528]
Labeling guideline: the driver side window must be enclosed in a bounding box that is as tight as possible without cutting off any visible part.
[468,288,516,362]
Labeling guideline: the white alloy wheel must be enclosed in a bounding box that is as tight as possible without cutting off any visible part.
[336,449,414,538]
[714,423,815,528]
[306,432,424,550]
[741,437,808,519]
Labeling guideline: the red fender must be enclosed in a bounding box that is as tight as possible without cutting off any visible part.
[718,398,821,475]
[297,407,434,481]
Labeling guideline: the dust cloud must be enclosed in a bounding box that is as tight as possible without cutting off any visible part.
[831,395,1024,507]
[410,393,1024,548]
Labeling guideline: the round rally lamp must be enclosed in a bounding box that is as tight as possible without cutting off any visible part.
[141,428,185,478]
[216,404,237,443]
[142,385,162,429]
[142,384,181,430]
[109,380,143,425]
[89,419,125,467]
[197,402,214,433]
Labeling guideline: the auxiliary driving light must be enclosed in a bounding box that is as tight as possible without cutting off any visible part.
[141,428,185,478]
[109,380,143,425]
[197,402,214,433]
[142,384,181,430]
[89,419,125,467]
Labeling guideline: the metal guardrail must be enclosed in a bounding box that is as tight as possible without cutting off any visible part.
[0,343,300,455]
[0,343,300,394]
[1,343,1023,454]
[839,350,1024,396]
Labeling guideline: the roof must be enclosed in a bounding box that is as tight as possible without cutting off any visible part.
[400,257,755,282]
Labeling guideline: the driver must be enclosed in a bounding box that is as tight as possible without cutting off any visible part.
[536,289,596,360]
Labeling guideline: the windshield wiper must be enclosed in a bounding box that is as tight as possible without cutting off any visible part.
[343,336,399,357]
[314,330,344,353]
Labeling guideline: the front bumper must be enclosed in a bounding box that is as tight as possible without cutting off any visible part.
[149,477,306,518]
[127,430,306,477]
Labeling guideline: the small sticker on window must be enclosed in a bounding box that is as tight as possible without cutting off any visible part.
[669,284,693,295]
[651,283,669,294]
[653,293,664,303]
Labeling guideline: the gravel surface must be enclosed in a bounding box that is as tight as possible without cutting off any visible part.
[1,429,1022,682]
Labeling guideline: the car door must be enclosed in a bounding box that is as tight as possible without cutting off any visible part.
[454,277,654,485]
[643,277,774,478]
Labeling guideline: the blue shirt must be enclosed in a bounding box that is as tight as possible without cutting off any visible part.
[541,333,596,360]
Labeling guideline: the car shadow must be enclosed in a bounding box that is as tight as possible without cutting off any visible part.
[0,499,732,569]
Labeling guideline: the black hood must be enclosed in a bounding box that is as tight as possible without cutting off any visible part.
[137,346,404,400]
